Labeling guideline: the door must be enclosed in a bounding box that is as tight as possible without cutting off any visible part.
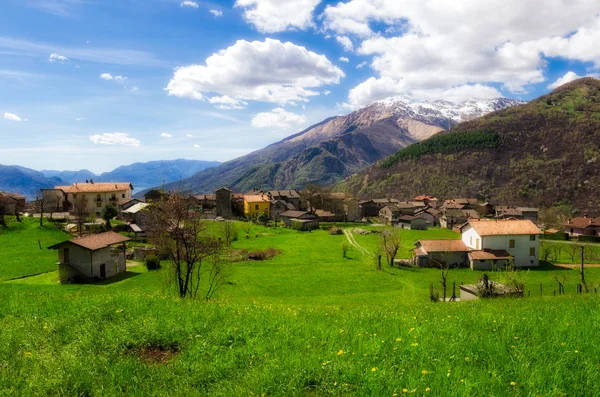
[100,264,106,279]
[63,248,70,264]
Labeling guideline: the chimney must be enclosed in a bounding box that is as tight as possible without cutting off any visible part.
[90,179,94,184]
[86,179,89,183]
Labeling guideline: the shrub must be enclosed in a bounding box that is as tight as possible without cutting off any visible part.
[329,226,343,235]
[145,255,160,270]
[247,248,281,260]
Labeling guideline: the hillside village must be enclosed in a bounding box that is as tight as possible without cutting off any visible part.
[2,177,598,285]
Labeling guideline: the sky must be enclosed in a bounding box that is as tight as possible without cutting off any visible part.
[0,0,599,173]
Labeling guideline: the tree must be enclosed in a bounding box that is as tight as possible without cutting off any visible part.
[381,229,401,266]
[73,194,89,235]
[218,221,238,247]
[257,211,269,226]
[102,205,118,229]
[0,194,10,227]
[148,194,228,299]
[242,221,254,236]
[431,251,455,301]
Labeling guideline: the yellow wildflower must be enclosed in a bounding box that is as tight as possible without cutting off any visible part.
[396,338,402,342]
[422,370,428,375]
[460,379,464,383]
[510,381,516,386]
[24,352,32,357]
[403,388,408,393]
[371,367,377,372]
[425,387,431,392]
[464,357,469,361]
[337,349,344,356]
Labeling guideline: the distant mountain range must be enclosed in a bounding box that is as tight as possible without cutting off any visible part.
[338,77,600,213]
[162,97,522,194]
[0,159,220,200]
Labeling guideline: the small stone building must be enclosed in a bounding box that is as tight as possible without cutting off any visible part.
[48,232,130,282]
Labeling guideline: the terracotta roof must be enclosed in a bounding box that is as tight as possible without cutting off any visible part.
[462,209,480,219]
[414,195,437,201]
[48,231,130,251]
[468,250,512,260]
[55,182,133,193]
[117,197,137,205]
[244,194,270,203]
[280,210,309,218]
[544,228,561,234]
[399,215,417,221]
[462,219,542,235]
[372,198,399,204]
[5,192,26,200]
[268,190,300,198]
[416,239,469,253]
[564,216,600,228]
[315,209,335,217]
[454,198,478,205]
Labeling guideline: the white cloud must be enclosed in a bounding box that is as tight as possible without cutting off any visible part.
[100,73,127,84]
[547,71,582,89]
[194,144,200,148]
[160,133,173,138]
[339,57,349,62]
[89,132,140,147]
[166,38,344,106]
[100,73,113,80]
[4,112,23,122]
[49,53,68,63]
[114,75,127,83]
[186,133,193,138]
[210,9,223,17]
[234,0,321,33]
[130,86,139,92]
[321,0,600,106]
[208,95,248,110]
[356,61,367,69]
[323,90,331,96]
[251,108,306,128]
[336,36,354,52]
[180,1,199,8]
[75,117,86,121]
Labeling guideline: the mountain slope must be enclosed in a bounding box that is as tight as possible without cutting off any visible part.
[0,165,66,200]
[41,169,97,184]
[165,97,522,194]
[338,78,600,213]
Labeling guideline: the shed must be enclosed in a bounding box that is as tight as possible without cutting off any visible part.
[48,232,130,283]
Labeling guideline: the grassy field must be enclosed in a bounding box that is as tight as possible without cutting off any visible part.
[1,218,600,395]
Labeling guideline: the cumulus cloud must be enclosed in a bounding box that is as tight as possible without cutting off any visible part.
[193,144,200,148]
[166,38,344,106]
[160,133,173,138]
[210,9,223,17]
[186,133,193,138]
[208,96,248,110]
[336,36,354,52]
[356,61,367,69]
[321,0,600,106]
[547,71,582,89]
[3,112,23,122]
[339,57,349,62]
[323,90,331,96]
[234,0,321,33]
[49,53,68,63]
[100,73,127,84]
[251,108,306,128]
[180,1,199,8]
[89,132,140,147]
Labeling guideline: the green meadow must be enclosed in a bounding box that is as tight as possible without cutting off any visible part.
[1,217,600,396]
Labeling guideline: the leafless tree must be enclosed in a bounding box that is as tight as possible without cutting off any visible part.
[431,251,455,301]
[36,193,59,227]
[242,221,254,236]
[148,194,229,299]
[204,247,231,300]
[73,194,89,235]
[218,221,238,247]
[381,229,401,266]
[0,194,10,227]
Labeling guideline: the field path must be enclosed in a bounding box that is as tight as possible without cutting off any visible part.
[344,229,373,256]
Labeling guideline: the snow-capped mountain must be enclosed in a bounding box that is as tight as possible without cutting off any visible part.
[163,95,525,194]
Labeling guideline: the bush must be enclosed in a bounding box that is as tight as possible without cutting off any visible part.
[577,235,600,243]
[329,226,343,235]
[247,248,281,260]
[145,255,160,270]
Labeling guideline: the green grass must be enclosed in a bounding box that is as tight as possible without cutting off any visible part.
[0,217,69,281]
[540,240,600,264]
[2,219,600,395]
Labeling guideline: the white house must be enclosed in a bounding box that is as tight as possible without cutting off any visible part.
[48,231,130,282]
[460,219,541,268]
[42,181,134,217]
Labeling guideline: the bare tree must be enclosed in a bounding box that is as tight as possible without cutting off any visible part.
[242,221,254,236]
[73,194,89,235]
[0,194,10,227]
[431,251,455,301]
[36,193,59,227]
[381,229,401,266]
[566,244,579,263]
[148,194,228,299]
[204,247,231,300]
[218,221,238,247]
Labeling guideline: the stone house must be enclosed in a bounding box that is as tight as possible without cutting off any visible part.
[564,216,600,237]
[413,240,471,267]
[379,205,402,224]
[397,215,427,230]
[48,231,130,282]
[43,181,133,217]
[215,187,233,218]
[279,210,319,230]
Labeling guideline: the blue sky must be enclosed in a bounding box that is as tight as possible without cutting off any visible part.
[0,0,598,173]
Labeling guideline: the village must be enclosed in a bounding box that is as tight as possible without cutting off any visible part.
[2,180,599,288]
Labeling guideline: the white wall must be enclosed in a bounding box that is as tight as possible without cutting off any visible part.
[462,225,482,250]
[482,235,539,267]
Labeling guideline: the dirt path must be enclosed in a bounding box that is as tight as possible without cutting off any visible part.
[344,229,373,256]
[554,264,600,269]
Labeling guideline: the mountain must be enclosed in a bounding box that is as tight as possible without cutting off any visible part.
[163,97,522,194]
[3,159,221,201]
[96,159,221,193]
[41,169,97,184]
[338,78,600,213]
[0,165,66,200]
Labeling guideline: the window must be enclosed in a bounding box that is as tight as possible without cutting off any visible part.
[96,202,102,208]
[530,234,536,241]
[255,204,259,210]
[122,193,125,198]
[530,247,535,256]
[509,239,515,248]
